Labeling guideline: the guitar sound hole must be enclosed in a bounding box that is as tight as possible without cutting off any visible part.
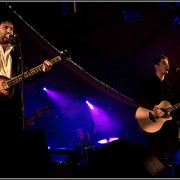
[161,108,168,117]
[149,112,156,122]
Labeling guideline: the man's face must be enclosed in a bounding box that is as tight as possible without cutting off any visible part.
[156,58,169,75]
[0,21,14,45]
[78,131,85,141]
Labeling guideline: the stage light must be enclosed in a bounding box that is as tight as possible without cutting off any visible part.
[122,9,143,23]
[173,16,180,29]
[173,2,180,30]
[86,100,94,110]
[62,2,76,15]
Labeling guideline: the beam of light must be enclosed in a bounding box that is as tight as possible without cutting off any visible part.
[44,88,86,120]
[86,100,94,110]
[86,102,124,137]
[43,88,61,100]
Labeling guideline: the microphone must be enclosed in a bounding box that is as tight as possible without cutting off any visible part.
[9,34,18,40]
[8,34,18,44]
[169,67,180,72]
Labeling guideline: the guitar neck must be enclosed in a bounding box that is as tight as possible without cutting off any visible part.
[3,56,61,89]
[166,102,180,112]
[25,112,39,121]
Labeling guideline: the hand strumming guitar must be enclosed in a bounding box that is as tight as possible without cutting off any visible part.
[153,106,165,118]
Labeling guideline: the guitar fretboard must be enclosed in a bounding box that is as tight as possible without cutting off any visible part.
[166,102,180,112]
[3,56,61,89]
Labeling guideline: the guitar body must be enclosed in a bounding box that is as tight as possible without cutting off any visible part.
[135,100,173,133]
[0,75,14,100]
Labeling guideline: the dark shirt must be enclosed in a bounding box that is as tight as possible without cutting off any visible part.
[69,135,92,164]
[134,74,179,135]
[134,74,180,167]
[135,74,174,111]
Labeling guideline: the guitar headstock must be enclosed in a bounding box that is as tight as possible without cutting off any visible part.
[25,106,51,127]
[60,49,72,60]
[41,106,50,113]
[35,106,50,117]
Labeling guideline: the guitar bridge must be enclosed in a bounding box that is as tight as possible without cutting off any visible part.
[2,81,9,90]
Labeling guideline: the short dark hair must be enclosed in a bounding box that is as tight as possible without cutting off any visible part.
[153,55,168,67]
[76,128,85,133]
[76,128,87,137]
[0,3,15,25]
[0,15,14,25]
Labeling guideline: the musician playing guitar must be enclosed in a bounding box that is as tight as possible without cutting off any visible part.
[134,55,180,170]
[0,15,53,135]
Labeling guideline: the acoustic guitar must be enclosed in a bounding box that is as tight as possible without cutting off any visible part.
[135,100,180,133]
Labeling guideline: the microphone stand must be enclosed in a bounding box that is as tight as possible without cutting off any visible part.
[13,36,27,130]
[90,117,96,147]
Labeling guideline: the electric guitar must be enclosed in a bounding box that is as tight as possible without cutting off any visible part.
[0,50,71,100]
[24,106,50,128]
[135,100,180,133]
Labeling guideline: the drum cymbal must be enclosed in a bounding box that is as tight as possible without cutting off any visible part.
[98,137,119,144]
[50,147,74,155]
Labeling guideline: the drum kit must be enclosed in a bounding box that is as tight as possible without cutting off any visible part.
[80,137,119,164]
[50,137,119,166]
[49,147,77,167]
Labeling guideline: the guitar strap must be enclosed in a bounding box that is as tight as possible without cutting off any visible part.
[11,46,21,77]
[177,120,180,140]
[11,45,30,78]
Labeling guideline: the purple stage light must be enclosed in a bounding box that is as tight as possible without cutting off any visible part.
[86,100,94,110]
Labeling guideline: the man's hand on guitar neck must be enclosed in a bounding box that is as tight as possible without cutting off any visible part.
[42,59,53,72]
[153,106,165,118]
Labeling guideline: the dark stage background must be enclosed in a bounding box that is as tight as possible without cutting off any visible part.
[0,2,180,170]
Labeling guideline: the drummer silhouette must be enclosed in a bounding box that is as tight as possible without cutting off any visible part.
[70,128,97,164]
